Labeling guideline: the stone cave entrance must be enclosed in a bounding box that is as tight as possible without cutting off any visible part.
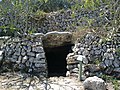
[44,45,73,77]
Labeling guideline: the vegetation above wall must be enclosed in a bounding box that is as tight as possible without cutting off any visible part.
[0,0,119,37]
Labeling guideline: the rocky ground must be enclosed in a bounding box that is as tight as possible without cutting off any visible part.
[0,72,84,90]
[0,72,117,90]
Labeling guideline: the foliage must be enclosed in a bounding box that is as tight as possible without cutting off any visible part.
[0,0,119,36]
[36,0,71,12]
[0,0,72,36]
[100,74,120,90]
[0,0,37,36]
[116,48,120,56]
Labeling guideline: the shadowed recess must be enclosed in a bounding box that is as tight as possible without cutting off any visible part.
[44,44,73,77]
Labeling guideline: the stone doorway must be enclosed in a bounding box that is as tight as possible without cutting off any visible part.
[44,45,73,77]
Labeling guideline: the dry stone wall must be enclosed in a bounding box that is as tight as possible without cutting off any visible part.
[36,9,109,33]
[0,34,47,77]
[66,31,120,78]
[0,8,110,35]
[0,30,120,78]
[0,31,73,77]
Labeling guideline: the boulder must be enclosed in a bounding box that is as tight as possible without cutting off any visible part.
[83,76,106,90]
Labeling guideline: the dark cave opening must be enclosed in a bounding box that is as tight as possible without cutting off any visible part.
[44,44,73,77]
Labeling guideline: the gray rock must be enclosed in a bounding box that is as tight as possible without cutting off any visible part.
[35,63,45,68]
[113,68,120,73]
[84,64,100,73]
[82,50,89,56]
[105,67,113,74]
[95,49,101,55]
[21,49,26,56]
[36,53,45,59]
[34,60,45,64]
[0,51,3,56]
[14,51,21,56]
[11,58,16,62]
[82,56,88,64]
[43,31,72,48]
[28,68,32,72]
[29,57,34,62]
[32,47,44,53]
[113,59,120,68]
[27,46,31,52]
[99,62,106,69]
[27,52,35,57]
[104,59,112,67]
[7,49,13,56]
[67,65,74,70]
[34,63,41,68]
[16,56,22,64]
[18,64,25,69]
[15,43,21,49]
[26,61,30,67]
[23,56,28,60]
[71,68,79,73]
[83,76,106,90]
[109,53,114,60]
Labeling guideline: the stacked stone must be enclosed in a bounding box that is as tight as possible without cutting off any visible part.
[66,33,102,77]
[37,9,108,33]
[100,30,120,78]
[73,33,102,64]
[1,34,47,77]
[66,31,120,78]
[0,8,110,35]
[66,53,79,77]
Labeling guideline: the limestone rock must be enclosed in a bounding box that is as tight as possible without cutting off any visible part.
[36,53,45,59]
[32,47,44,53]
[0,51,3,61]
[83,76,106,90]
[27,52,35,57]
[43,31,73,48]
[113,68,120,73]
[84,64,101,73]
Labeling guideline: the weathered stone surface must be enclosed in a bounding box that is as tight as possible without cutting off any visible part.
[113,59,120,68]
[83,76,106,90]
[36,53,45,59]
[32,47,44,53]
[14,51,21,56]
[113,68,120,73]
[66,32,120,78]
[0,51,3,56]
[43,31,73,48]
[27,52,35,57]
[22,56,28,63]
[84,64,101,73]
[0,35,47,77]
